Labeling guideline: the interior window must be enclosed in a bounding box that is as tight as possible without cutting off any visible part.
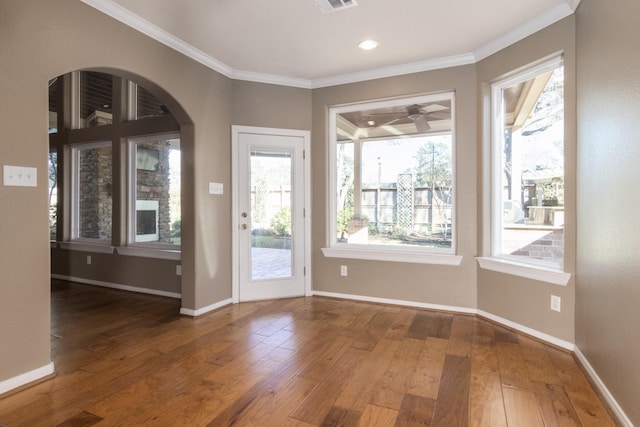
[78,71,113,129]
[128,134,181,247]
[329,93,455,253]
[491,57,564,269]
[71,141,113,241]
[48,149,58,240]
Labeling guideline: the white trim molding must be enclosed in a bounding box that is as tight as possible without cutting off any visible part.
[322,247,463,266]
[81,0,580,90]
[477,309,574,351]
[312,290,574,351]
[180,298,233,317]
[115,246,181,261]
[0,362,55,396]
[312,290,477,315]
[58,241,114,254]
[477,257,570,286]
[51,274,181,299]
[574,348,634,427]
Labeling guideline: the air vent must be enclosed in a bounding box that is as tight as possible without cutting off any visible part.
[314,0,357,13]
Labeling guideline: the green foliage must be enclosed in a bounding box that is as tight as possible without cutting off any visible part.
[270,207,291,237]
[337,206,354,234]
[171,219,181,237]
[540,182,559,206]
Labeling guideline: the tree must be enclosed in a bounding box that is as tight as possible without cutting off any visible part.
[407,141,453,237]
[411,142,452,187]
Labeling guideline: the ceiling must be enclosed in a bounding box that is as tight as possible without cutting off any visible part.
[82,0,579,89]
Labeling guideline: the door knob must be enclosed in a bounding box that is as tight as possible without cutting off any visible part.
[241,224,247,230]
[241,212,248,218]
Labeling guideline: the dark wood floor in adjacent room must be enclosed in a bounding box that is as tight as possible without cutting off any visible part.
[0,279,617,426]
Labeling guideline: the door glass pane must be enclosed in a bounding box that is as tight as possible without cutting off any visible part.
[250,149,293,280]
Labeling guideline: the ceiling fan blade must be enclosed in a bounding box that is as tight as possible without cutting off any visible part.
[378,117,403,127]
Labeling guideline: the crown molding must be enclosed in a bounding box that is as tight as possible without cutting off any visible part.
[80,0,234,78]
[230,70,313,89]
[474,1,578,61]
[309,54,476,89]
[82,0,579,89]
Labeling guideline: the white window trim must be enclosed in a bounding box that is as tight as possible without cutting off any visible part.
[322,246,462,265]
[486,54,568,279]
[324,92,458,265]
[477,256,570,286]
[70,140,113,244]
[126,132,181,252]
[59,241,115,254]
[116,246,180,261]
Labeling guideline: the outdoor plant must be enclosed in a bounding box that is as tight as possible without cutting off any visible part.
[541,182,559,206]
[270,207,291,237]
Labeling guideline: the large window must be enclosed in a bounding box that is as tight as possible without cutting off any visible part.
[491,57,564,269]
[328,93,455,257]
[128,134,181,248]
[71,141,113,242]
[50,71,181,258]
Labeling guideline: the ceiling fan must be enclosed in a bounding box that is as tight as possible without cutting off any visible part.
[364,103,449,134]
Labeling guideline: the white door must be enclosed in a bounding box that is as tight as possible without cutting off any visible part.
[232,126,309,302]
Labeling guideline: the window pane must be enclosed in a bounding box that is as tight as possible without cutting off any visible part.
[333,94,454,250]
[80,71,113,128]
[497,64,564,267]
[132,137,180,245]
[250,150,292,280]
[136,85,169,120]
[48,150,58,240]
[48,77,60,134]
[76,144,112,240]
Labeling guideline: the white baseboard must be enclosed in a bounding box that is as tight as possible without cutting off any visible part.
[312,290,477,315]
[0,362,55,396]
[477,309,575,351]
[180,298,233,317]
[312,290,573,351]
[574,348,634,427]
[51,274,181,299]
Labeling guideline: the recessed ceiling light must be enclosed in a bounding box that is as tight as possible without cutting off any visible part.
[358,39,378,50]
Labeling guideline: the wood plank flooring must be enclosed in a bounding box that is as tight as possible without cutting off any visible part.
[0,279,618,426]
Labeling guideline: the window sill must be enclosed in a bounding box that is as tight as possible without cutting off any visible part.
[58,241,115,254]
[476,256,570,286]
[116,246,181,261]
[321,246,462,266]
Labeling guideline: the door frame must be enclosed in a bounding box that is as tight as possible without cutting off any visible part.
[231,125,312,303]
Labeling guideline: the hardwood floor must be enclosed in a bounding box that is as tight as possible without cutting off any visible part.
[0,279,617,427]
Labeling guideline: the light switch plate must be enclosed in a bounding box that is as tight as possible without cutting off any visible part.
[208,182,223,195]
[4,165,37,187]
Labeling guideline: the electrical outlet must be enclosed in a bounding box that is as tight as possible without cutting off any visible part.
[340,265,348,276]
[176,265,182,276]
[550,295,561,312]
[86,255,92,265]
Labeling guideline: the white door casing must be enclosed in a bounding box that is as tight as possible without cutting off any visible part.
[232,126,311,302]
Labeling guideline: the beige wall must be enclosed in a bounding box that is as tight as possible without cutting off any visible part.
[311,66,479,308]
[231,80,312,131]
[576,0,640,424]
[0,0,236,381]
[2,2,637,422]
[475,17,577,343]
